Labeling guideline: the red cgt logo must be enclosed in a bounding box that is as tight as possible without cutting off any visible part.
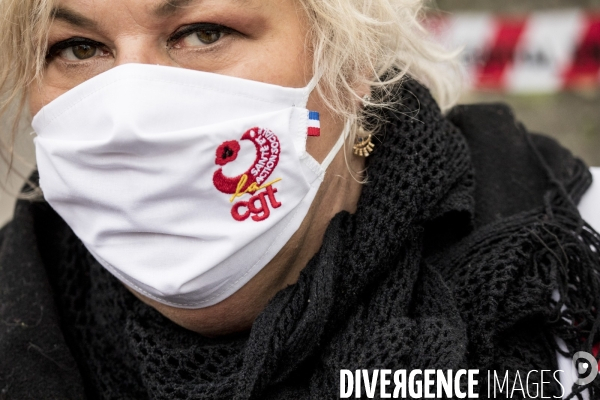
[213,127,283,221]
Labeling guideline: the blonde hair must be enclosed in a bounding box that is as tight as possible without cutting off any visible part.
[298,0,461,122]
[0,0,53,196]
[0,0,460,193]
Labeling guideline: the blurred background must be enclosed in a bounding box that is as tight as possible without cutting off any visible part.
[0,0,599,226]
[433,0,600,167]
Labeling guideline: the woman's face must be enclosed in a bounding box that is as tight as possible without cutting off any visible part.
[30,0,363,336]
[34,0,310,98]
[30,0,344,162]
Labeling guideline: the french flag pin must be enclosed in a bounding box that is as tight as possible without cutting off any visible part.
[308,111,321,137]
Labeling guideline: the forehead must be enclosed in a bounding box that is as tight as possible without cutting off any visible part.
[52,0,260,27]
[54,0,250,11]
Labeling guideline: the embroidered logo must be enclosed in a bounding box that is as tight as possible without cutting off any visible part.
[213,127,282,221]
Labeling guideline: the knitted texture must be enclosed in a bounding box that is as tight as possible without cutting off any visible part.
[1,79,599,399]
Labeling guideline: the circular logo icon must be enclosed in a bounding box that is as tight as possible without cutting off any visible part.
[572,351,598,386]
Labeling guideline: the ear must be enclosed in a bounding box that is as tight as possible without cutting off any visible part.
[354,77,372,111]
[356,82,372,100]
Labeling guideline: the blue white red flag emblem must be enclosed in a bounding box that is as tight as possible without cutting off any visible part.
[307,111,320,137]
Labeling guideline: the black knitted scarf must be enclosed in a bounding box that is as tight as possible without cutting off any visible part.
[1,80,599,400]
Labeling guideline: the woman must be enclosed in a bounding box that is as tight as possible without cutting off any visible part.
[0,0,599,398]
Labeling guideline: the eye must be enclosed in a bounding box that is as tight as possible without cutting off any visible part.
[47,38,109,62]
[169,23,232,49]
[60,44,98,60]
[183,30,225,47]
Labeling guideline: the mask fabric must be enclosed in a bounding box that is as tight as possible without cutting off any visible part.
[32,63,349,308]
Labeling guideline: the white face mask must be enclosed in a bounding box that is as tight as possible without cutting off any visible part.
[33,63,349,308]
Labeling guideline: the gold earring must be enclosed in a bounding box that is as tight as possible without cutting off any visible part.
[353,131,375,157]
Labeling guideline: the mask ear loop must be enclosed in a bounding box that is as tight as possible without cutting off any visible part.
[306,72,321,93]
[320,119,351,170]
[304,69,350,170]
[302,69,324,105]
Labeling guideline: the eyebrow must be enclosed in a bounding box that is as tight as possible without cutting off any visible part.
[51,0,233,29]
[51,7,98,29]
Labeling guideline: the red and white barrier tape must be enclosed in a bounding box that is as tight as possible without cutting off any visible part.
[428,9,600,92]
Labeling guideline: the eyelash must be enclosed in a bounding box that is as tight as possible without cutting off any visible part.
[46,37,106,60]
[168,23,234,46]
[45,23,234,61]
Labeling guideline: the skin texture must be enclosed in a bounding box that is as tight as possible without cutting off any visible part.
[29,0,366,337]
